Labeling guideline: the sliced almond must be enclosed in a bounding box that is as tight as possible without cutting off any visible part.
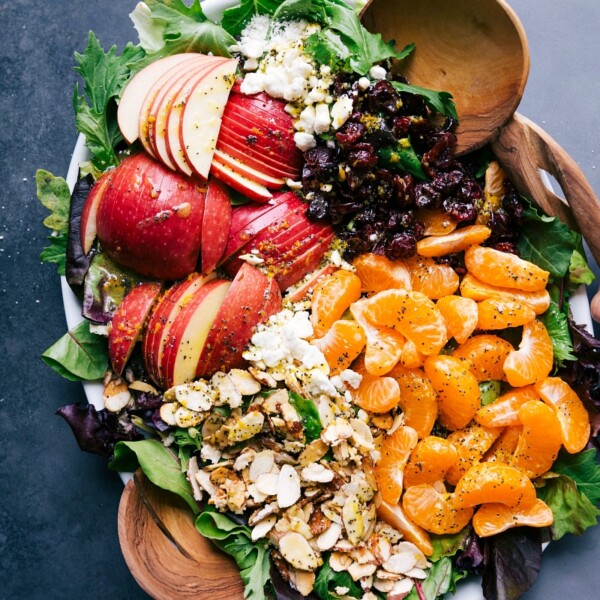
[298,439,329,466]
[317,522,342,551]
[342,496,365,545]
[229,368,262,395]
[388,578,414,599]
[277,464,301,508]
[249,502,279,526]
[382,552,417,575]
[249,450,275,482]
[329,551,353,572]
[256,472,280,496]
[175,406,203,428]
[301,463,335,483]
[289,569,316,597]
[159,402,178,426]
[279,532,319,571]
[251,515,277,541]
[395,541,428,569]
[212,372,243,409]
[373,577,396,593]
[347,562,377,581]
[128,380,160,395]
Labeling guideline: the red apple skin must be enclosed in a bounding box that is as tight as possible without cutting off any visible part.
[80,169,114,255]
[212,149,286,188]
[196,263,282,378]
[160,278,231,389]
[96,153,206,280]
[222,192,303,262]
[285,265,337,302]
[216,137,298,180]
[142,273,210,388]
[217,126,301,178]
[210,160,273,203]
[109,282,163,375]
[201,178,232,275]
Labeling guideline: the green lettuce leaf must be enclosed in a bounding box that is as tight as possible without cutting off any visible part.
[221,0,281,37]
[73,32,145,170]
[42,320,109,381]
[196,510,271,599]
[140,0,236,58]
[537,473,600,539]
[314,554,362,599]
[517,200,578,278]
[568,249,596,286]
[552,449,600,505]
[304,30,351,69]
[110,438,199,514]
[36,169,70,275]
[541,300,577,366]
[172,427,202,472]
[289,391,322,442]
[406,557,458,600]
[429,529,471,562]
[479,380,502,406]
[392,81,458,120]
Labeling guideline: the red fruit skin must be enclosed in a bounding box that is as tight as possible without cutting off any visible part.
[212,149,286,188]
[196,263,282,377]
[96,153,206,280]
[108,282,163,375]
[222,192,302,262]
[210,160,273,203]
[284,265,338,302]
[201,178,232,275]
[80,169,114,255]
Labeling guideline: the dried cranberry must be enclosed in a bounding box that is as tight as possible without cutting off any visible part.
[368,80,401,115]
[392,116,412,138]
[393,174,415,207]
[493,241,519,255]
[442,199,477,222]
[347,143,377,169]
[306,194,329,221]
[385,232,417,258]
[336,121,366,146]
[414,182,443,209]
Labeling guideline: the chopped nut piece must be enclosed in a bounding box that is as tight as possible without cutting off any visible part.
[278,464,301,508]
[103,379,132,413]
[195,470,218,497]
[279,532,320,571]
[233,448,256,471]
[329,551,353,572]
[298,439,329,466]
[309,507,332,536]
[322,418,354,446]
[289,569,316,597]
[388,578,414,600]
[128,380,160,395]
[248,366,277,388]
[187,456,203,502]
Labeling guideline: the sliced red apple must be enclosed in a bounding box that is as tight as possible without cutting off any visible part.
[201,178,232,275]
[80,169,114,255]
[118,53,199,145]
[161,279,231,388]
[212,149,286,188]
[196,263,282,378]
[285,265,338,302]
[96,153,206,280]
[211,160,273,203]
[108,282,163,375]
[138,55,202,158]
[179,59,238,179]
[142,273,214,388]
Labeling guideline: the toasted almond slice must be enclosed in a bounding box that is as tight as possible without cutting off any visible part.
[251,515,277,541]
[279,532,319,571]
[278,464,301,508]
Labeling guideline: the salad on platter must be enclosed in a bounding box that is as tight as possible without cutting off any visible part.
[37,1,600,599]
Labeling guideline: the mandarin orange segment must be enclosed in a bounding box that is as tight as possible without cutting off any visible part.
[311,319,366,375]
[476,298,536,330]
[389,366,438,438]
[445,423,503,485]
[535,377,591,453]
[415,208,458,236]
[350,300,405,375]
[375,425,419,503]
[460,273,551,315]
[484,426,523,464]
[352,359,402,414]
[511,400,562,478]
[464,245,550,292]
[400,339,425,368]
[503,320,553,387]
[311,269,362,338]
[454,462,537,509]
[402,484,474,535]
[405,255,460,299]
[424,355,481,431]
[436,295,479,344]
[352,253,411,294]
[452,334,514,382]
[404,436,459,487]
[416,224,491,258]
[475,386,540,428]
[361,289,448,356]
[473,498,553,538]
[377,500,433,556]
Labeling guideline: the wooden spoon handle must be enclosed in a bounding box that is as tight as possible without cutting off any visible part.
[491,112,600,321]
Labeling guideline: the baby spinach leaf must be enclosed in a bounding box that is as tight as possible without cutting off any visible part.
[42,320,109,381]
[541,300,577,366]
[273,0,329,24]
[392,81,458,120]
[110,438,199,514]
[406,557,454,599]
[221,0,281,37]
[379,142,427,181]
[304,30,350,70]
[517,201,577,278]
[314,555,362,599]
[74,33,145,170]
[141,0,236,58]
[196,510,271,600]
[37,169,71,275]
[551,449,600,505]
[537,474,600,539]
[289,391,322,442]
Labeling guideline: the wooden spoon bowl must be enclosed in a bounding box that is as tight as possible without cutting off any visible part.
[361,0,530,155]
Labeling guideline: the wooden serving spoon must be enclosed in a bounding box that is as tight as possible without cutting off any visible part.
[362,0,600,321]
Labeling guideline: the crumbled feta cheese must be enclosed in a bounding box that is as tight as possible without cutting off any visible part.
[200,443,222,464]
[286,179,303,190]
[340,369,362,389]
[296,105,316,134]
[314,103,331,134]
[330,95,354,130]
[369,65,387,80]
[239,252,265,266]
[294,131,317,151]
[358,76,371,90]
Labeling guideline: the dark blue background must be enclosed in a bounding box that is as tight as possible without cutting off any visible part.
[1,1,599,598]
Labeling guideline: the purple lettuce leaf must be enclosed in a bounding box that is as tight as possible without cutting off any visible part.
[455,532,484,574]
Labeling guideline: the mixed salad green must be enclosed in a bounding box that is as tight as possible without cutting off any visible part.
[37,1,600,600]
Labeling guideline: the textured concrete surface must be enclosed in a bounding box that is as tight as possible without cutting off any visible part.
[0,1,598,599]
